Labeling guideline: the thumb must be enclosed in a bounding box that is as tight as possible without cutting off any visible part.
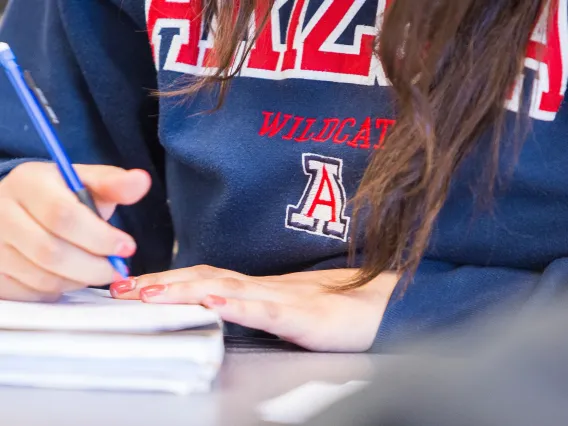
[76,165,151,219]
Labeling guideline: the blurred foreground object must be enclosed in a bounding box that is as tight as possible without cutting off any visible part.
[306,297,568,426]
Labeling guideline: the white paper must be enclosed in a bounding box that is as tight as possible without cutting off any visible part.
[0,289,219,333]
[257,381,369,424]
[0,289,224,395]
[0,356,218,395]
[0,329,224,363]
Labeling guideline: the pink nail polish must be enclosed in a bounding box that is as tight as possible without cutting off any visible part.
[115,241,137,258]
[110,278,137,296]
[140,285,168,300]
[203,295,227,307]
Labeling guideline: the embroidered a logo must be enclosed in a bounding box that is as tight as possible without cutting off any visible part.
[286,154,350,241]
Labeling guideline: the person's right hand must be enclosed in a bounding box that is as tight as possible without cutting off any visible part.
[0,162,151,302]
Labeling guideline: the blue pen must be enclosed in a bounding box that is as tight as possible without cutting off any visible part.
[0,42,129,280]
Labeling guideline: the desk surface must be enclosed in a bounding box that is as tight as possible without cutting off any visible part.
[0,337,382,426]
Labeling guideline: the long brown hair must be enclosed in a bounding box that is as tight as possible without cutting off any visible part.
[173,0,545,289]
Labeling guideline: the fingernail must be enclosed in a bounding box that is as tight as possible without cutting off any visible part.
[115,240,137,258]
[140,285,168,300]
[110,278,137,297]
[203,295,227,308]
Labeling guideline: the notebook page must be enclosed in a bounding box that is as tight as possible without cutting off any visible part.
[0,329,224,362]
[0,289,219,333]
[0,356,216,394]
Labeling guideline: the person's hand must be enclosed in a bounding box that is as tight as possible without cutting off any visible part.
[110,266,399,352]
[0,162,150,301]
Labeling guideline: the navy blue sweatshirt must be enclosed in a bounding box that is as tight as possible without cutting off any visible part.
[1,0,568,350]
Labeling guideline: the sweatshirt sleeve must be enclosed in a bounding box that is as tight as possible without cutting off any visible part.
[0,0,86,177]
[0,1,52,181]
[0,0,152,173]
[307,253,567,353]
[372,258,568,352]
[0,0,173,275]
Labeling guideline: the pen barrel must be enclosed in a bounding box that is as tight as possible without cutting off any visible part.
[75,189,102,219]
[76,188,129,278]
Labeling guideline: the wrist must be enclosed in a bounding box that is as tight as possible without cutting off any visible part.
[357,271,399,351]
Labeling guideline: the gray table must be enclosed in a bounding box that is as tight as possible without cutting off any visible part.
[0,337,383,426]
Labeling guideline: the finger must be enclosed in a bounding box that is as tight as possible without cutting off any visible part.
[7,169,138,257]
[8,163,150,220]
[110,265,244,299]
[16,193,136,258]
[77,166,151,215]
[0,272,61,303]
[0,243,85,295]
[263,269,358,285]
[135,277,287,305]
[202,295,312,343]
[0,201,117,285]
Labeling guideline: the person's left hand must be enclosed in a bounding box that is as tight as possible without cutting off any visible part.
[110,266,398,352]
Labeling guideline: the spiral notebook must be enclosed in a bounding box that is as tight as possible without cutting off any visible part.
[0,289,224,395]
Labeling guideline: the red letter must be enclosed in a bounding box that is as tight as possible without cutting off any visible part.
[527,1,566,115]
[295,118,318,142]
[307,167,337,222]
[146,0,203,69]
[347,118,372,149]
[508,0,568,120]
[283,116,306,140]
[301,1,376,76]
[333,118,356,144]
[259,112,293,137]
[281,0,308,71]
[374,118,395,149]
[313,118,340,142]
[247,2,281,71]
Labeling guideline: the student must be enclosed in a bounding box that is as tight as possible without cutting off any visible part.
[0,0,567,352]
